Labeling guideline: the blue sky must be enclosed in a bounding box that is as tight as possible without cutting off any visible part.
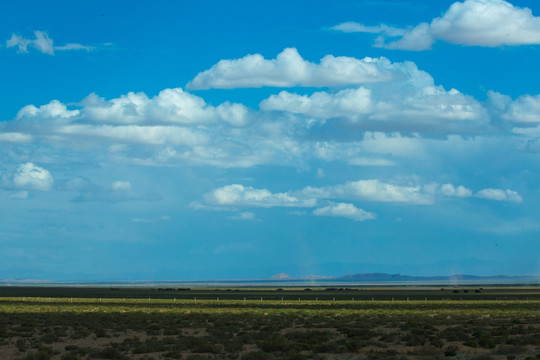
[1,0,540,281]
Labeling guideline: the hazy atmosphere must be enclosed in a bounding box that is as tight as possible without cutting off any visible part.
[1,0,540,281]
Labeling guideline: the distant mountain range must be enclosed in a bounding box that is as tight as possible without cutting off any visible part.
[337,273,517,281]
[269,272,538,284]
[1,272,538,286]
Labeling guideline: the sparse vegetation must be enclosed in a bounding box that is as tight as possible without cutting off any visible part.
[0,286,538,359]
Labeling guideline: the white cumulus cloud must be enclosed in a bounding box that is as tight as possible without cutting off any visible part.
[338,180,432,204]
[439,183,473,197]
[8,89,256,157]
[186,48,417,89]
[300,179,433,205]
[261,88,373,119]
[501,94,540,124]
[17,100,80,123]
[204,184,316,208]
[301,180,521,204]
[196,179,522,218]
[78,88,250,126]
[112,181,132,191]
[333,0,540,50]
[313,203,376,222]
[13,163,54,191]
[261,82,487,133]
[476,188,522,202]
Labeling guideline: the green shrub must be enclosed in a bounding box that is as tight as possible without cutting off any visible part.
[163,349,183,359]
[22,347,58,360]
[224,338,243,352]
[39,333,59,344]
[60,353,80,360]
[343,337,368,352]
[473,355,496,360]
[443,345,458,357]
[366,350,401,359]
[91,346,128,359]
[314,341,341,353]
[286,330,329,345]
[430,337,444,348]
[402,333,427,346]
[478,336,496,349]
[463,338,478,347]
[185,337,220,353]
[496,344,525,355]
[241,351,273,360]
[406,346,441,356]
[16,338,27,352]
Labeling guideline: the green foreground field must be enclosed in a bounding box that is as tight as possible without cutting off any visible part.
[0,287,538,360]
